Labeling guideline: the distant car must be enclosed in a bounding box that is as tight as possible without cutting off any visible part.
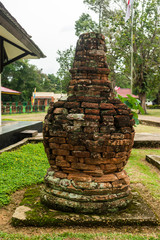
[145,100,152,106]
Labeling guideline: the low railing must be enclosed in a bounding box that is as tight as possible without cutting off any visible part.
[1,102,46,114]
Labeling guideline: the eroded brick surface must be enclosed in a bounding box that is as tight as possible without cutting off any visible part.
[42,32,135,213]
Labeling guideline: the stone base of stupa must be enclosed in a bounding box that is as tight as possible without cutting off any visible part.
[12,184,159,227]
[40,168,132,214]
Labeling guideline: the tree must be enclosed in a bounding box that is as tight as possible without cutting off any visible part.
[132,0,160,112]
[75,0,160,113]
[83,0,110,32]
[56,46,75,93]
[2,60,47,101]
[48,74,62,93]
[75,13,99,36]
[75,1,131,88]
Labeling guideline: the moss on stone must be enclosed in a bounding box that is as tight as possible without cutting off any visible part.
[12,185,159,227]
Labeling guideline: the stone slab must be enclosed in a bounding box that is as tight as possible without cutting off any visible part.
[20,130,38,138]
[12,185,159,227]
[0,121,43,150]
[134,133,160,148]
[139,120,160,127]
[146,155,160,170]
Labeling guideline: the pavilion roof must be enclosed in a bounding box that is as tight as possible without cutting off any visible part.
[0,2,46,72]
[1,86,21,95]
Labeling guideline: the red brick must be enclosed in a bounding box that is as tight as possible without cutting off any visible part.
[120,127,132,133]
[72,151,90,158]
[54,101,65,108]
[115,171,127,179]
[54,171,68,178]
[76,96,105,103]
[114,104,128,109]
[48,160,56,166]
[84,127,99,133]
[84,169,103,177]
[111,133,124,140]
[68,173,92,182]
[117,109,130,115]
[77,79,91,85]
[103,164,117,173]
[85,115,100,121]
[69,108,84,113]
[60,144,74,150]
[66,156,77,162]
[114,115,131,127]
[82,121,99,127]
[64,102,80,108]
[102,115,114,122]
[69,80,77,85]
[102,152,116,158]
[81,102,99,108]
[101,110,116,115]
[62,168,79,174]
[85,158,109,165]
[73,146,86,151]
[52,149,70,156]
[53,108,64,114]
[49,131,67,138]
[49,137,66,144]
[71,162,97,171]
[56,158,70,168]
[112,180,122,188]
[49,143,59,149]
[91,80,109,85]
[100,103,114,109]
[123,176,130,185]
[56,156,64,161]
[85,109,100,115]
[94,174,118,183]
[88,85,110,92]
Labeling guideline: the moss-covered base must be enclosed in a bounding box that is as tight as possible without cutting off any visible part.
[41,186,132,214]
[12,185,159,227]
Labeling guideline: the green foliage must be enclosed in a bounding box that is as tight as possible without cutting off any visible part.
[117,94,144,125]
[56,46,75,93]
[0,143,49,207]
[75,13,99,36]
[2,60,62,102]
[77,0,160,112]
[147,105,160,109]
[47,74,62,93]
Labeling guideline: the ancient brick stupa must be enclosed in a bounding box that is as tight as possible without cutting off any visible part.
[41,32,135,213]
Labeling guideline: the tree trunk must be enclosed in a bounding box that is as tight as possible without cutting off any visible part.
[156,90,160,105]
[139,92,147,114]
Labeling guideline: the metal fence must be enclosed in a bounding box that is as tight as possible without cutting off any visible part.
[1,101,45,114]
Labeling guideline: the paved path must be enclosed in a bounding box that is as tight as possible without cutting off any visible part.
[138,115,160,127]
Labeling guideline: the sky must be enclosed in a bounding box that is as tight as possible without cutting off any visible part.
[1,0,97,75]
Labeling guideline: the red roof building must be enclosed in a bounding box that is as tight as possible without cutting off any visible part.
[1,86,21,95]
[116,88,138,98]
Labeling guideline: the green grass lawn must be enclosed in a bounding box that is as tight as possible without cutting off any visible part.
[135,124,160,133]
[146,109,160,117]
[0,231,159,240]
[0,144,160,206]
[126,148,160,200]
[0,143,49,207]
[0,144,160,239]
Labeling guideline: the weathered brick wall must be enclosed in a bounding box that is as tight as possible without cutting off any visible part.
[42,32,135,213]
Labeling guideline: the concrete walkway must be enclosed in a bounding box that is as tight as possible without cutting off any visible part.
[138,115,160,127]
